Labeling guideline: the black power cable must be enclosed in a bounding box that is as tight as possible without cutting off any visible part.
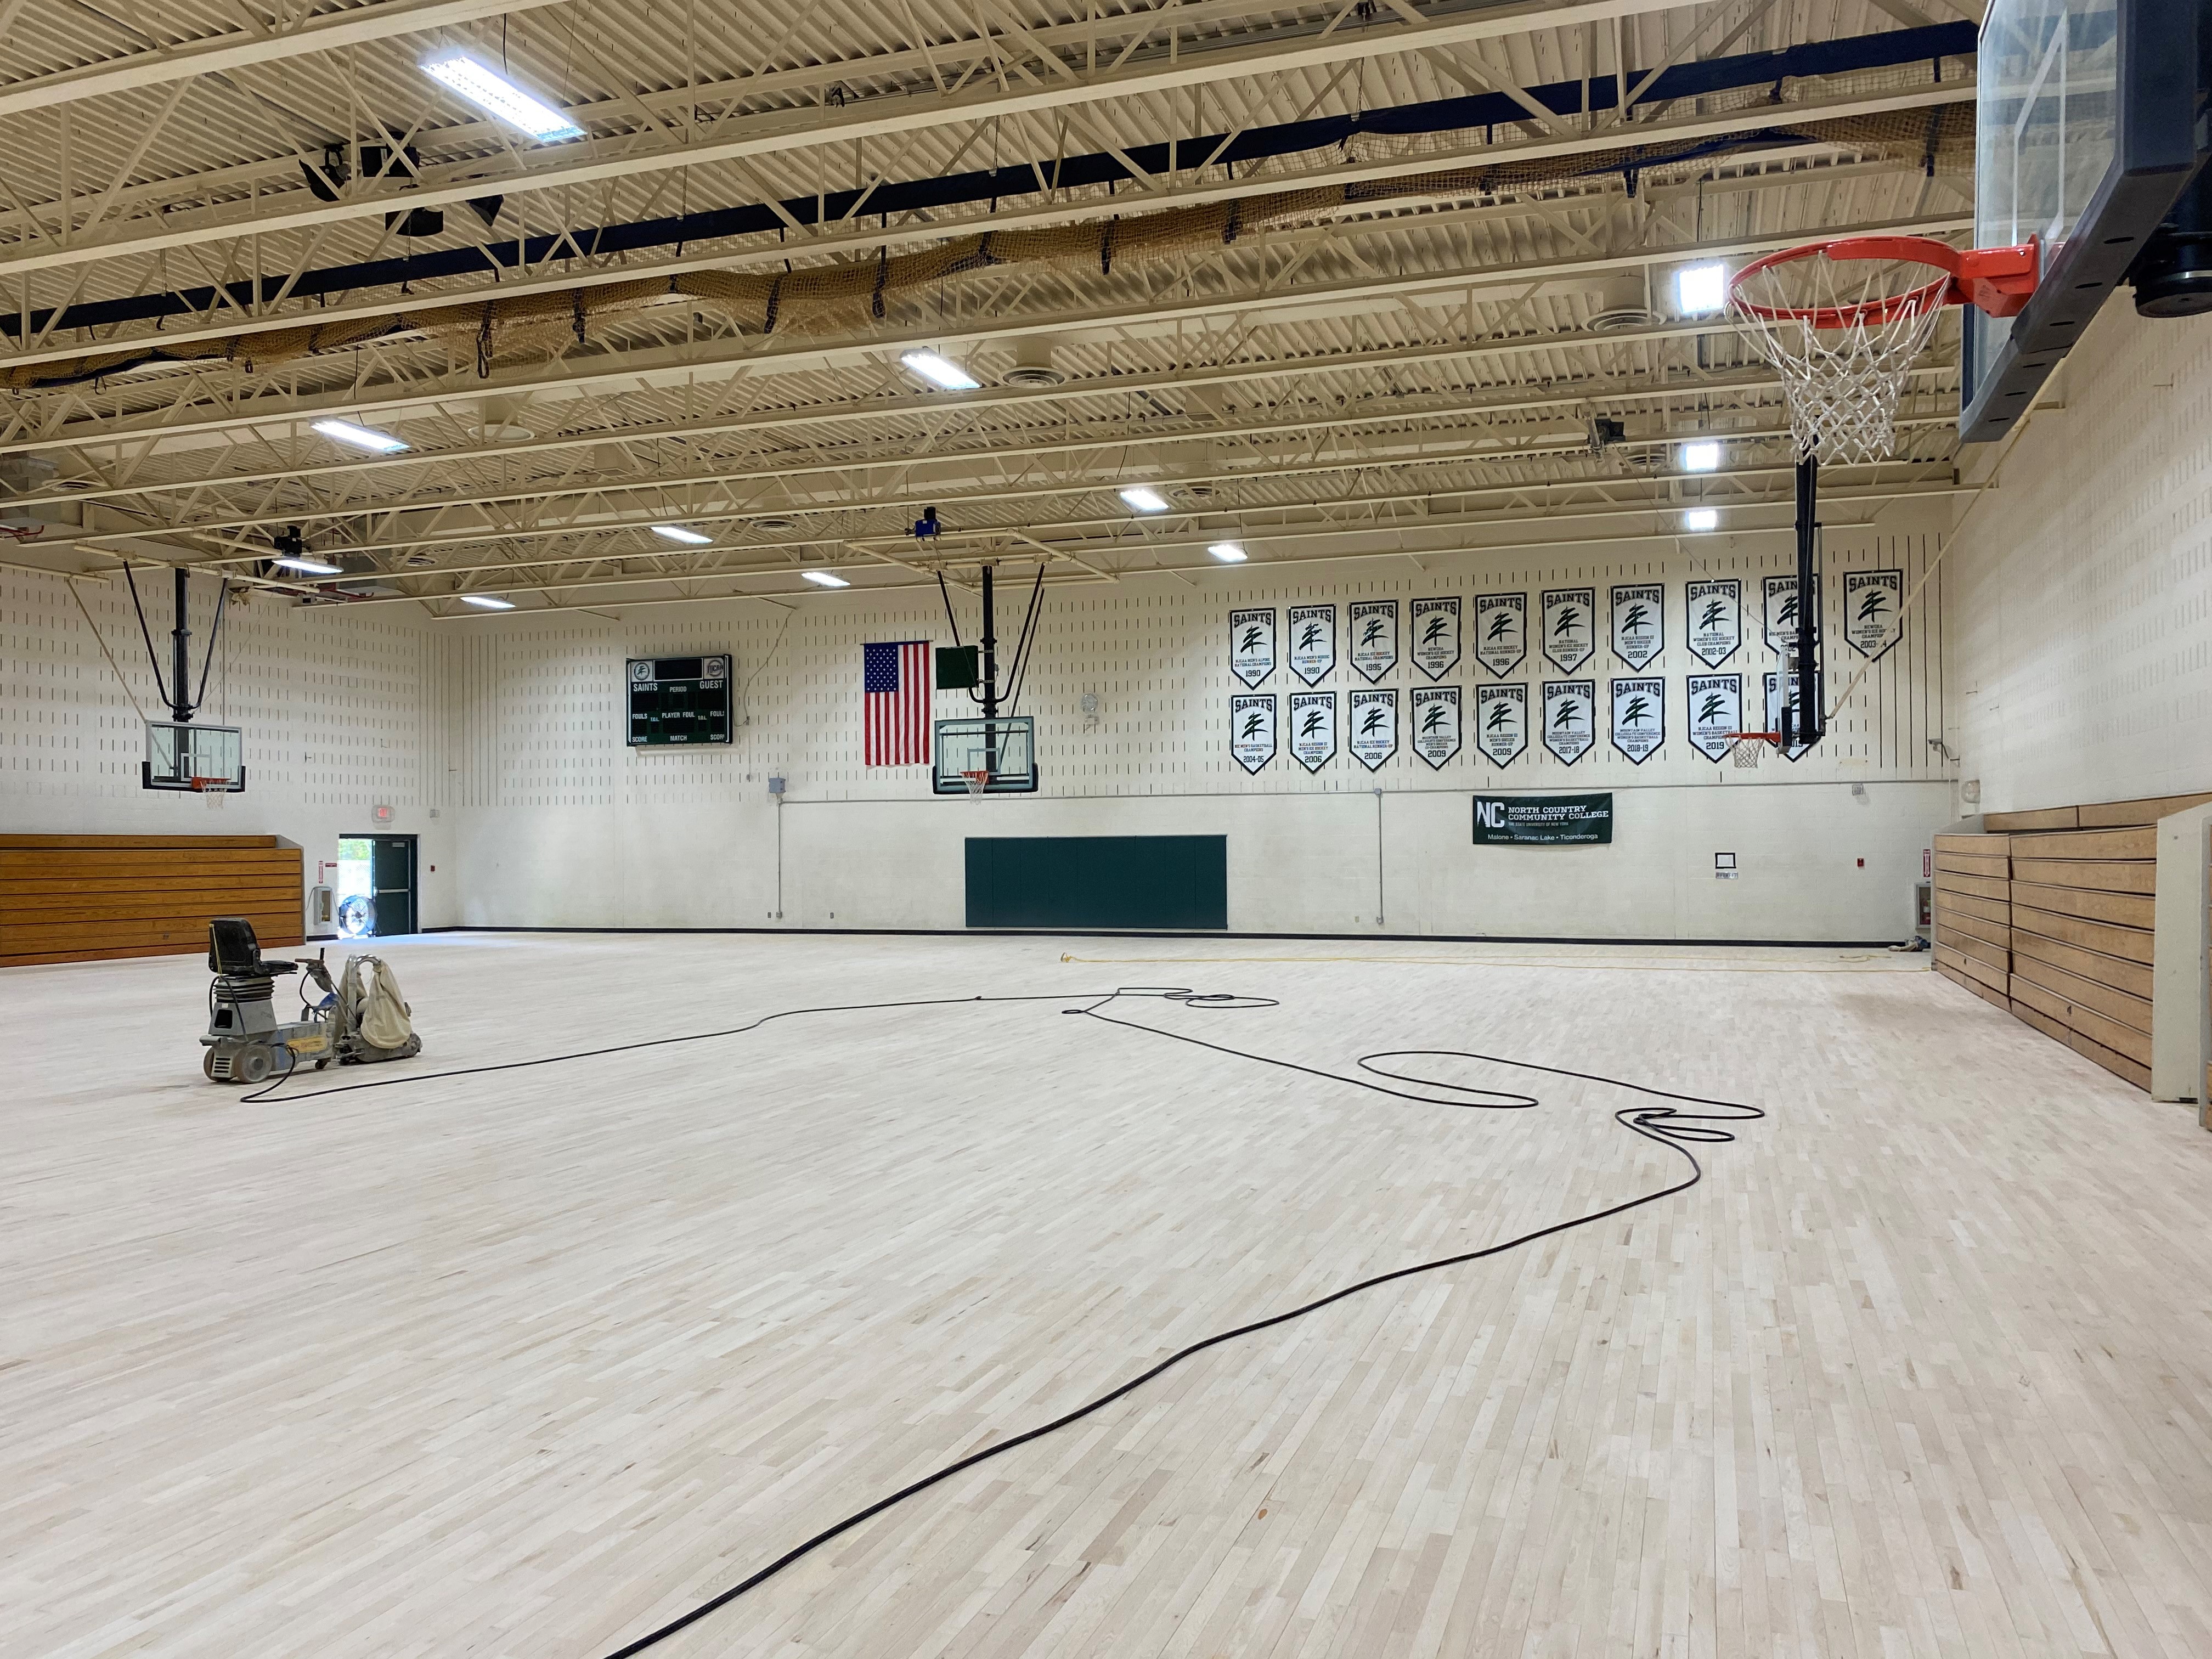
[241,985,1763,1655]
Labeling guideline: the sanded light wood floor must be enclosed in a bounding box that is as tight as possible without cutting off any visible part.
[7,934,2211,1659]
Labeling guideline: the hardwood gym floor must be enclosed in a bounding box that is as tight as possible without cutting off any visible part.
[7,934,2210,1659]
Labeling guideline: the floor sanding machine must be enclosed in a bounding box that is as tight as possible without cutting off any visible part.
[201,916,422,1084]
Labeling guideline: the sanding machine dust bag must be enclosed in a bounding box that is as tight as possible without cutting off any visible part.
[340,955,419,1057]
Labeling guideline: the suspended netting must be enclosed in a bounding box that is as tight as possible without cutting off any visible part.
[1726,241,1953,466]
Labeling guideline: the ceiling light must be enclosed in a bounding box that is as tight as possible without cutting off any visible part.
[1679,439,1722,472]
[900,349,980,391]
[652,523,713,545]
[1119,486,1170,513]
[1207,541,1248,562]
[422,52,585,143]
[460,593,516,609]
[1683,507,1719,532]
[311,417,408,453]
[1676,262,1727,315]
[802,569,850,588]
[270,555,342,575]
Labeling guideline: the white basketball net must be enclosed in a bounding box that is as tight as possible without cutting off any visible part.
[1728,249,1949,466]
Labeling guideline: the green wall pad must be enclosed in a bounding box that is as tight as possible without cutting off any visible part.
[964,836,1228,930]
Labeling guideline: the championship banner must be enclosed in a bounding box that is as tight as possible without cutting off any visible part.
[1542,679,1596,764]
[1686,578,1742,667]
[1348,689,1398,769]
[1229,608,1276,687]
[1411,685,1462,767]
[1844,569,1905,659]
[1410,597,1462,679]
[1350,601,1398,681]
[1610,583,1664,670]
[1610,676,1665,764]
[1762,671,1815,760]
[1475,592,1527,679]
[1288,604,1335,685]
[1541,586,1596,673]
[1229,693,1277,772]
[1762,574,1802,656]
[1687,673,1743,763]
[1290,691,1338,770]
[1475,682,1528,766]
[1472,792,1614,846]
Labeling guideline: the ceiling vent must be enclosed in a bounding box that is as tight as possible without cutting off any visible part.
[752,516,799,533]
[1588,272,1656,332]
[1002,336,1066,387]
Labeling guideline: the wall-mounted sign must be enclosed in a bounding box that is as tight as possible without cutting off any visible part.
[1472,792,1615,846]
[1475,682,1527,766]
[1844,569,1905,659]
[1229,693,1277,772]
[1350,601,1398,681]
[1288,605,1336,684]
[1348,689,1398,768]
[1686,578,1742,667]
[1475,593,1527,679]
[1410,685,1462,767]
[1542,679,1596,764]
[1541,587,1597,673]
[1410,597,1461,679]
[1229,608,1277,687]
[1610,676,1666,764]
[1610,583,1664,669]
[1289,691,1338,770]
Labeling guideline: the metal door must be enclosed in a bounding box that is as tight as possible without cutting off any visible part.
[368,835,417,936]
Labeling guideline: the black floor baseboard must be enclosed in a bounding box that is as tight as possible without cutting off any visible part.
[424,924,1912,950]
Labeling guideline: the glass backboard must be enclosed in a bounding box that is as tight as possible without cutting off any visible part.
[1961,0,2207,441]
[933,716,1038,794]
[1971,0,2120,397]
[144,721,245,791]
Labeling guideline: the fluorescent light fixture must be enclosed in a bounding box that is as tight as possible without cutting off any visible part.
[1676,262,1727,315]
[801,569,850,588]
[1683,507,1719,532]
[651,523,714,545]
[1119,486,1170,513]
[460,593,516,610]
[270,555,343,575]
[312,417,408,453]
[1207,541,1248,562]
[1679,439,1722,473]
[422,52,585,142]
[899,349,980,391]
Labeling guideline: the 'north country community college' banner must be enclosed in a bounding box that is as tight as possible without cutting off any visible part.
[1471,792,1615,846]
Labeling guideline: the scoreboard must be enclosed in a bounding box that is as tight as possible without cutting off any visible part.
[627,654,732,746]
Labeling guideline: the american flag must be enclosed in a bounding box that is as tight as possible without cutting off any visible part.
[863,640,933,766]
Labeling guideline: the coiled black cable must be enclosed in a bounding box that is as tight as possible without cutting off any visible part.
[241,984,1763,1655]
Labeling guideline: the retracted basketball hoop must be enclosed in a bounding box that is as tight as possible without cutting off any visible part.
[1728,235,2040,465]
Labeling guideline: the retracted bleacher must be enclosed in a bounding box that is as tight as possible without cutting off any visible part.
[0,834,304,969]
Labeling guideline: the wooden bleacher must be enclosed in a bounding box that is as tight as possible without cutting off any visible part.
[0,835,304,968]
[1932,790,2207,1091]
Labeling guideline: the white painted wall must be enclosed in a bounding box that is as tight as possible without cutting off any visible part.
[440,514,1955,941]
[1948,303,2212,812]
[0,568,456,928]
[3,515,1960,943]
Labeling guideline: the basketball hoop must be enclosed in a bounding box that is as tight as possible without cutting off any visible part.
[1728,235,2039,465]
[1722,731,1780,770]
[960,768,990,801]
[187,775,239,793]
